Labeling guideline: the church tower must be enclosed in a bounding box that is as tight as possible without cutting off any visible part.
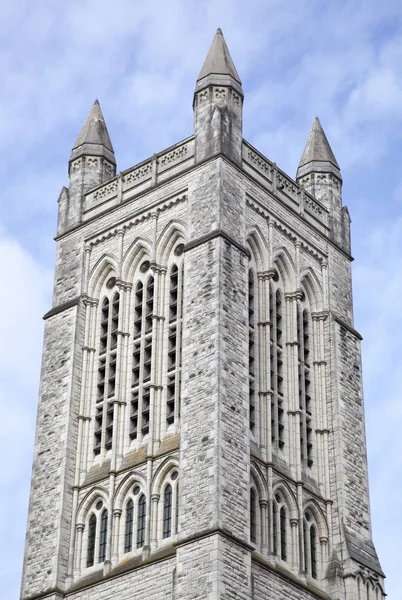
[21,30,385,600]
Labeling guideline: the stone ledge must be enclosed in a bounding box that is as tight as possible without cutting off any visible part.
[184,228,250,258]
[43,297,80,320]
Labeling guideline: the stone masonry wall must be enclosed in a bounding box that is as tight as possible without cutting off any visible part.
[21,305,83,597]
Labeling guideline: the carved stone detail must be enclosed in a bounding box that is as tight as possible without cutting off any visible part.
[246,150,270,175]
[86,157,98,168]
[198,90,208,103]
[277,173,297,197]
[124,162,152,185]
[214,88,226,99]
[72,159,82,172]
[159,145,188,167]
[304,195,323,216]
[93,181,118,201]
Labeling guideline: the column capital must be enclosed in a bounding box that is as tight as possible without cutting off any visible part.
[311,310,329,322]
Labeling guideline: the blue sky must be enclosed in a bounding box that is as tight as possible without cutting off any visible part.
[1,1,401,598]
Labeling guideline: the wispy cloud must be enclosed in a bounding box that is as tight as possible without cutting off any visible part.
[1,0,401,597]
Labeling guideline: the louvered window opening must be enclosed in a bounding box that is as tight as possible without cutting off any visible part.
[298,308,313,468]
[94,292,119,455]
[163,484,172,538]
[270,287,284,450]
[250,488,257,543]
[166,265,183,427]
[130,276,154,440]
[248,271,256,433]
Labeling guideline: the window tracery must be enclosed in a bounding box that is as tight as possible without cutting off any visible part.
[303,510,318,579]
[123,484,147,553]
[166,263,183,429]
[94,288,120,456]
[130,267,154,442]
[270,284,284,451]
[298,306,313,468]
[85,500,108,567]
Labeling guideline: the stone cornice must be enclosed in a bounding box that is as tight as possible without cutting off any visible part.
[43,297,80,320]
[333,313,363,341]
[184,229,250,258]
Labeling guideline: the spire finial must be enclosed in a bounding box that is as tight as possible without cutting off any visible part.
[296,117,341,181]
[72,99,114,154]
[196,28,242,88]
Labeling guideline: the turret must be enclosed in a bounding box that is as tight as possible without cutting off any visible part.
[193,28,243,165]
[296,117,350,252]
[58,100,116,234]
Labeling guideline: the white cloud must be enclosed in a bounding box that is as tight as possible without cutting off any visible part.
[1,0,401,597]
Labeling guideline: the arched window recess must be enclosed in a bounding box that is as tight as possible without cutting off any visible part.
[130,261,155,443]
[269,282,285,451]
[85,499,109,568]
[166,261,184,431]
[123,484,147,554]
[298,304,313,469]
[271,492,288,562]
[303,510,318,579]
[94,278,120,457]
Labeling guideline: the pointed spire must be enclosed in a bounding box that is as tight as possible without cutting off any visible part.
[195,29,243,96]
[70,99,116,165]
[297,117,341,180]
[197,28,241,84]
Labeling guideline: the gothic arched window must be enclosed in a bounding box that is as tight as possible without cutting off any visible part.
[137,494,146,548]
[123,485,147,553]
[271,492,287,561]
[99,509,108,563]
[130,266,154,442]
[166,263,183,429]
[124,499,134,553]
[270,285,284,450]
[250,488,256,543]
[86,513,96,567]
[159,469,179,541]
[94,289,120,456]
[163,484,172,538]
[248,270,256,433]
[303,511,318,579]
[85,500,108,567]
[298,307,313,468]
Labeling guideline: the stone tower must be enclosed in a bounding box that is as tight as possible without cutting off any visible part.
[21,29,385,600]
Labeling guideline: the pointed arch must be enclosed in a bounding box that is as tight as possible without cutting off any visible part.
[250,462,267,502]
[303,498,328,537]
[272,246,296,290]
[247,226,268,272]
[121,237,152,283]
[88,253,119,297]
[152,456,179,495]
[156,220,187,265]
[114,471,147,510]
[272,481,298,520]
[76,486,108,525]
[300,267,323,312]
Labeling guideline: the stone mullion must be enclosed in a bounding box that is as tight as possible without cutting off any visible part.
[105,473,115,569]
[285,294,300,478]
[257,273,266,455]
[111,509,122,565]
[148,268,161,456]
[117,283,132,461]
[264,276,273,463]
[157,268,167,442]
[173,265,181,430]
[260,500,268,553]
[150,493,160,551]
